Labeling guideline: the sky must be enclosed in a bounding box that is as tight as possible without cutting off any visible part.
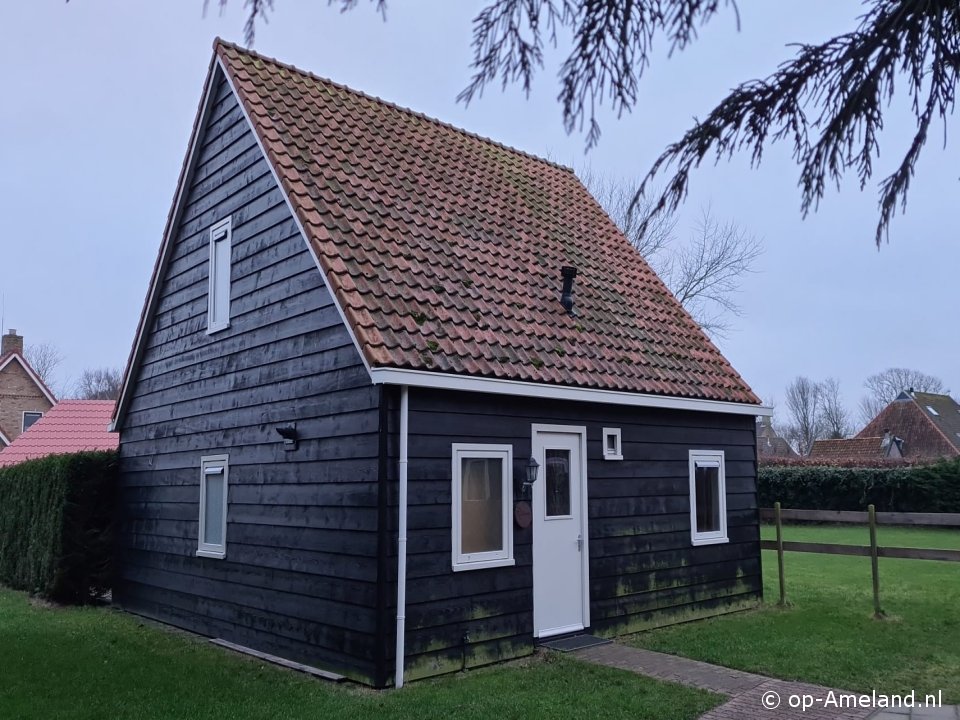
[2,1,957,425]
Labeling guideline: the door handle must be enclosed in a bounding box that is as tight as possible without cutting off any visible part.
[577,534,583,552]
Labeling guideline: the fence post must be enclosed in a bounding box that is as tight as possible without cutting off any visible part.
[868,504,884,618]
[775,501,786,606]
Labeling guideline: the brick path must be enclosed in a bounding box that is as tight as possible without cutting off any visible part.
[572,643,958,720]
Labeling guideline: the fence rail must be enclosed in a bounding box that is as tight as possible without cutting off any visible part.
[761,503,960,617]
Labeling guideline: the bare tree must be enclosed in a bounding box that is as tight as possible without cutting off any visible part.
[582,170,760,335]
[24,342,64,391]
[858,367,945,425]
[783,376,824,456]
[819,377,851,440]
[219,0,960,244]
[74,367,124,401]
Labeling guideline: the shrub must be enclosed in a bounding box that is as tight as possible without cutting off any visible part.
[0,451,118,603]
[758,458,960,512]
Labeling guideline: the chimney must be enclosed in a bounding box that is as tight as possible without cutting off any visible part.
[1,329,23,357]
[559,266,578,316]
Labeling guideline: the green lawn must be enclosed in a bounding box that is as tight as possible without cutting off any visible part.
[631,525,960,701]
[0,589,720,720]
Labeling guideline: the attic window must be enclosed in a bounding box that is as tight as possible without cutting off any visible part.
[207,217,232,334]
[926,405,939,416]
[22,411,42,432]
[602,428,623,461]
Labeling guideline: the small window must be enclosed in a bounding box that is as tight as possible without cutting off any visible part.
[207,217,232,333]
[22,411,43,432]
[602,427,623,460]
[926,405,939,416]
[451,444,514,572]
[689,450,728,546]
[198,455,229,559]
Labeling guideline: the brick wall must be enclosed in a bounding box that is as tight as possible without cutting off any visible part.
[0,358,53,443]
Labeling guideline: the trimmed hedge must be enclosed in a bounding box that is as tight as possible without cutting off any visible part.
[758,458,960,513]
[0,451,118,603]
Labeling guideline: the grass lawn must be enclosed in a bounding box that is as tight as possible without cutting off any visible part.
[630,524,960,701]
[0,588,721,720]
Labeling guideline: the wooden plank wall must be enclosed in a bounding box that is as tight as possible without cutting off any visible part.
[115,70,382,684]
[391,387,761,680]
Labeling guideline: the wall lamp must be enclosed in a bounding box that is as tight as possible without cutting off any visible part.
[276,423,299,451]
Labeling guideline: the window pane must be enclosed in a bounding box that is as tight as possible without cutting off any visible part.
[22,412,42,431]
[545,449,571,516]
[461,458,503,554]
[204,474,225,546]
[695,464,721,533]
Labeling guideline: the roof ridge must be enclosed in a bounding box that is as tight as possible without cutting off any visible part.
[212,38,576,175]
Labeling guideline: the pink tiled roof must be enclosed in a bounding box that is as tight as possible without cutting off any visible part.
[212,41,760,405]
[0,400,118,468]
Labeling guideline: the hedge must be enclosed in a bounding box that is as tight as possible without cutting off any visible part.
[0,451,118,603]
[758,458,960,513]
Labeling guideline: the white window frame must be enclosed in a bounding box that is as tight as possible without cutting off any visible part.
[21,411,43,432]
[207,217,232,334]
[197,454,229,559]
[688,449,728,546]
[451,443,514,572]
[602,427,623,460]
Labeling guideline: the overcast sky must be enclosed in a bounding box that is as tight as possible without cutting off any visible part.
[3,1,956,424]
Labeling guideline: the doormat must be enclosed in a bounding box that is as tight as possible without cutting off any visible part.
[539,634,612,652]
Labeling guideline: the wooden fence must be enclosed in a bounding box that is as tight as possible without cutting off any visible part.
[759,503,960,617]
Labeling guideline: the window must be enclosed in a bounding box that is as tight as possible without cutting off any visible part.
[602,427,623,460]
[198,455,229,558]
[451,444,514,571]
[207,217,232,333]
[688,450,728,546]
[22,411,43,432]
[926,405,939,416]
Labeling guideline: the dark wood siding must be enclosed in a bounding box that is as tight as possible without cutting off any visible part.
[115,70,381,684]
[393,387,760,680]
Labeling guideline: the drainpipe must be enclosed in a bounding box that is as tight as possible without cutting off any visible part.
[395,385,409,688]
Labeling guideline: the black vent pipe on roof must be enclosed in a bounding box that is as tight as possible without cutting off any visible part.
[560,266,578,316]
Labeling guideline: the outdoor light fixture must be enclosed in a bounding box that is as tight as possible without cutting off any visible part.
[524,456,540,488]
[275,423,299,451]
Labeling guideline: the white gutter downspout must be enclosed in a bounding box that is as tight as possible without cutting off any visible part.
[395,385,409,688]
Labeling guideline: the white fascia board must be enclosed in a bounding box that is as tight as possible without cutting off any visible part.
[369,367,772,417]
[0,426,10,447]
[110,56,223,433]
[215,56,373,381]
[0,354,57,406]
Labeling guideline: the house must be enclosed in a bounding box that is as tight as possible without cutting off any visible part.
[808,432,904,463]
[110,40,769,688]
[0,329,57,448]
[0,400,118,468]
[857,391,960,461]
[756,417,797,460]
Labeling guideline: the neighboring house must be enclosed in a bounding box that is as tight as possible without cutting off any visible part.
[110,40,769,688]
[808,432,904,463]
[0,400,118,468]
[0,329,56,448]
[857,391,960,461]
[756,417,798,460]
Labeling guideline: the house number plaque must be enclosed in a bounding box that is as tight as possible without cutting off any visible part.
[514,500,532,529]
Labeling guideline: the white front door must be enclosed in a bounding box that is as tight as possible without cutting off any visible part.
[532,424,589,638]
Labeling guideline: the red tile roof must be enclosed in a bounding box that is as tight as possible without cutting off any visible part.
[213,41,760,405]
[808,437,892,462]
[0,400,118,468]
[857,392,960,460]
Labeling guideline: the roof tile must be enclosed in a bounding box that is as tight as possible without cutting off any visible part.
[0,401,117,468]
[215,41,760,405]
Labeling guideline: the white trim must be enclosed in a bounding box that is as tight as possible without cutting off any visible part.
[531,424,590,637]
[197,454,229,559]
[0,426,10,447]
[688,450,728,546]
[602,427,623,460]
[206,216,233,334]
[451,443,515,572]
[21,410,44,433]
[110,56,223,432]
[0,353,57,406]
[395,386,409,689]
[370,368,770,417]
[215,56,373,380]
